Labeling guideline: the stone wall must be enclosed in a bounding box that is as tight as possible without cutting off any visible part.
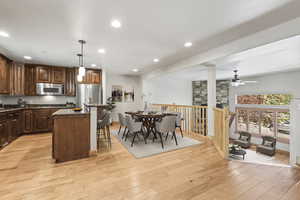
[192,80,230,106]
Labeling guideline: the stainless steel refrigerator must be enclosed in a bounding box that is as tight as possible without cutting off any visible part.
[77,84,102,108]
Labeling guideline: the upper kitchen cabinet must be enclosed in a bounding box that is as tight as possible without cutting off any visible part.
[52,67,65,84]
[88,69,102,84]
[24,65,36,96]
[78,69,102,84]
[36,65,51,83]
[65,67,76,96]
[10,63,25,96]
[0,54,11,94]
[36,65,66,84]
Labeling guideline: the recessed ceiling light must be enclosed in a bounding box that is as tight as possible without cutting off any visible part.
[132,68,139,72]
[111,19,122,28]
[91,64,97,67]
[0,31,10,38]
[184,42,193,47]
[153,58,159,63]
[98,48,106,54]
[23,56,32,60]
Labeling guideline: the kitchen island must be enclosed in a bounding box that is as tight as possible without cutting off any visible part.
[52,109,90,163]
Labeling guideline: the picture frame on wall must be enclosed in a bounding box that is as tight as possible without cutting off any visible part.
[112,85,123,103]
[124,86,134,102]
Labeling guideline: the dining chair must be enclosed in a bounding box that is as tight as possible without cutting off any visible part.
[125,116,146,147]
[174,112,184,137]
[155,115,177,149]
[118,113,127,135]
[97,111,112,148]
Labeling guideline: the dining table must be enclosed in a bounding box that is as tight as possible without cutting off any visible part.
[125,111,176,141]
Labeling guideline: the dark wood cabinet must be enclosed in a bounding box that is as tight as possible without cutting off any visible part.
[23,109,58,134]
[65,68,76,96]
[8,117,18,142]
[23,110,33,133]
[52,113,90,162]
[36,66,51,83]
[33,110,50,132]
[88,70,101,84]
[36,65,66,84]
[52,67,66,84]
[10,63,25,96]
[24,65,36,96]
[0,111,22,148]
[0,116,9,147]
[78,69,102,84]
[0,55,11,94]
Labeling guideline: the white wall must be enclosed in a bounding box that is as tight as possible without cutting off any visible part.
[142,75,192,105]
[105,73,143,121]
[228,69,300,154]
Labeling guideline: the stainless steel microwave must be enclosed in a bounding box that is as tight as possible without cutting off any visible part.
[36,83,64,96]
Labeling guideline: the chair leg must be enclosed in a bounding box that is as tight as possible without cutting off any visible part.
[117,125,122,135]
[103,128,107,139]
[125,130,130,141]
[179,127,183,138]
[158,132,164,149]
[106,125,111,148]
[173,131,178,145]
[142,132,147,144]
[131,132,138,147]
[165,132,169,141]
[122,127,127,139]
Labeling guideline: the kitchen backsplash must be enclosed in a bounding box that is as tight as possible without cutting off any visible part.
[0,96,77,105]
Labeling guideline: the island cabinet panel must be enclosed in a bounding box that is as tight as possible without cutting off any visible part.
[36,66,52,83]
[0,55,11,94]
[52,113,90,163]
[65,68,76,96]
[52,67,65,84]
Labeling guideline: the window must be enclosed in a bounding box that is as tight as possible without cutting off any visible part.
[237,94,292,105]
[236,107,290,143]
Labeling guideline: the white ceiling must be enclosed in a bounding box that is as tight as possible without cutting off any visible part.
[167,35,300,80]
[0,0,295,74]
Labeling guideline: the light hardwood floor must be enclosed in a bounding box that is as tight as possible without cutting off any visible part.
[0,128,299,200]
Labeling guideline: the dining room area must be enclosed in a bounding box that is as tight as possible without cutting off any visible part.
[96,105,204,158]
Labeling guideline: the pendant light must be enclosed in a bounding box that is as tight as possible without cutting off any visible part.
[78,40,86,76]
[77,53,83,82]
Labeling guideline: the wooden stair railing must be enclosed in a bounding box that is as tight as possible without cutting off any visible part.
[151,104,208,136]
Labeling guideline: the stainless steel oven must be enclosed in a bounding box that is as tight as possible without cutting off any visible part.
[36,83,64,96]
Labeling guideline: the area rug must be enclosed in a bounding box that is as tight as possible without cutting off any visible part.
[111,130,202,158]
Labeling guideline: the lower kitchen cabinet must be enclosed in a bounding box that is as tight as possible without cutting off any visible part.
[1,108,65,150]
[0,111,22,148]
[33,110,51,132]
[23,109,58,134]
[23,110,33,133]
[0,120,9,147]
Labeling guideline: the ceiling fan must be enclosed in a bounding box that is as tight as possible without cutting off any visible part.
[231,70,257,87]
